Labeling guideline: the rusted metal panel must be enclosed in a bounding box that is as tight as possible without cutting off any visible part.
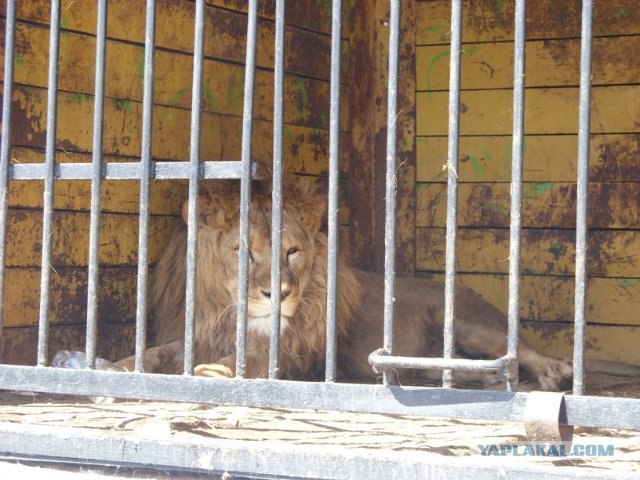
[417,134,640,183]
[521,323,640,365]
[434,273,640,327]
[417,86,640,136]
[416,0,640,44]
[393,0,417,276]
[3,267,139,328]
[5,210,174,267]
[2,322,135,366]
[417,36,640,91]
[417,182,640,229]
[416,228,640,278]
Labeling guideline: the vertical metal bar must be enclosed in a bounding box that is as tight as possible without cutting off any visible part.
[0,0,16,362]
[442,0,462,388]
[382,0,400,386]
[506,0,527,392]
[184,0,206,375]
[325,0,342,383]
[573,0,593,396]
[85,0,108,369]
[236,0,259,379]
[37,0,61,367]
[134,0,156,373]
[269,0,285,380]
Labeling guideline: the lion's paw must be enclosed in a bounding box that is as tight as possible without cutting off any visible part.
[537,358,573,391]
[194,363,234,378]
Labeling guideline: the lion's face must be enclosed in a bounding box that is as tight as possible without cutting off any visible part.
[191,180,325,337]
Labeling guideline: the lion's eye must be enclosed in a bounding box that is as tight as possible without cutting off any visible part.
[287,247,300,258]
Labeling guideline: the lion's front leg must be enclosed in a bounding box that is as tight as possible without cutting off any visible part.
[195,354,269,379]
[112,340,185,374]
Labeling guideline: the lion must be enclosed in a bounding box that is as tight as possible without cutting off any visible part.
[103,177,580,391]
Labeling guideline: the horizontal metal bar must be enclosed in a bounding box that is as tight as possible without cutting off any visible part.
[0,422,630,480]
[1,365,639,430]
[10,161,249,181]
[369,349,509,372]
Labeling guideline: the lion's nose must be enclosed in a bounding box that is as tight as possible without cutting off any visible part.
[260,287,291,301]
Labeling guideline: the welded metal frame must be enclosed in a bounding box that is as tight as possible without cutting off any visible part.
[1,0,640,477]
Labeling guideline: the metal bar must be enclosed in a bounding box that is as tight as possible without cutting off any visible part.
[573,0,593,396]
[236,0,259,379]
[0,0,16,357]
[325,0,342,383]
[0,424,627,480]
[506,0,527,391]
[442,0,463,388]
[2,365,640,430]
[369,350,507,372]
[36,0,61,367]
[268,0,285,380]
[85,0,108,369]
[183,0,207,375]
[10,161,248,181]
[134,0,156,373]
[381,0,401,386]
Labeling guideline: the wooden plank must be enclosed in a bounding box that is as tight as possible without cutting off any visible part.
[1,323,135,366]
[416,228,640,278]
[417,182,640,229]
[3,267,139,328]
[423,272,640,327]
[521,323,640,365]
[6,84,349,174]
[0,1,348,82]
[417,86,640,136]
[417,35,640,91]
[6,210,175,268]
[416,134,640,183]
[416,0,640,45]
[1,21,348,131]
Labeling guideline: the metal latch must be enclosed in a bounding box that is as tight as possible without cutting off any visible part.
[524,391,574,443]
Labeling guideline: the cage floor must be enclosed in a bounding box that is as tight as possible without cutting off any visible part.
[1,383,640,479]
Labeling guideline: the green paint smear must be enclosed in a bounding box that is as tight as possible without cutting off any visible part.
[115,99,133,113]
[319,112,328,127]
[203,84,218,111]
[424,26,451,42]
[620,278,640,287]
[167,87,188,106]
[425,49,450,94]
[227,69,244,112]
[60,18,69,30]
[136,53,145,84]
[494,0,507,21]
[469,156,485,174]
[69,93,92,104]
[15,55,24,67]
[295,79,310,122]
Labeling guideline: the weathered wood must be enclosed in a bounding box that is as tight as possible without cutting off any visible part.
[521,323,640,365]
[417,134,640,183]
[416,228,640,278]
[417,36,640,91]
[4,266,140,328]
[6,209,175,267]
[417,182,640,229]
[1,323,135,366]
[424,272,640,327]
[416,0,640,44]
[417,86,640,136]
[5,84,350,174]
[347,1,377,271]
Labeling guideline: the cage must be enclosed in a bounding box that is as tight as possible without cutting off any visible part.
[1,0,640,478]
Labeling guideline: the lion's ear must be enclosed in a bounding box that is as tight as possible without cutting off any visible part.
[285,177,327,234]
[181,181,240,229]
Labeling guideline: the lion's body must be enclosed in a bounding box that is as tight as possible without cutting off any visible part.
[115,179,576,390]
